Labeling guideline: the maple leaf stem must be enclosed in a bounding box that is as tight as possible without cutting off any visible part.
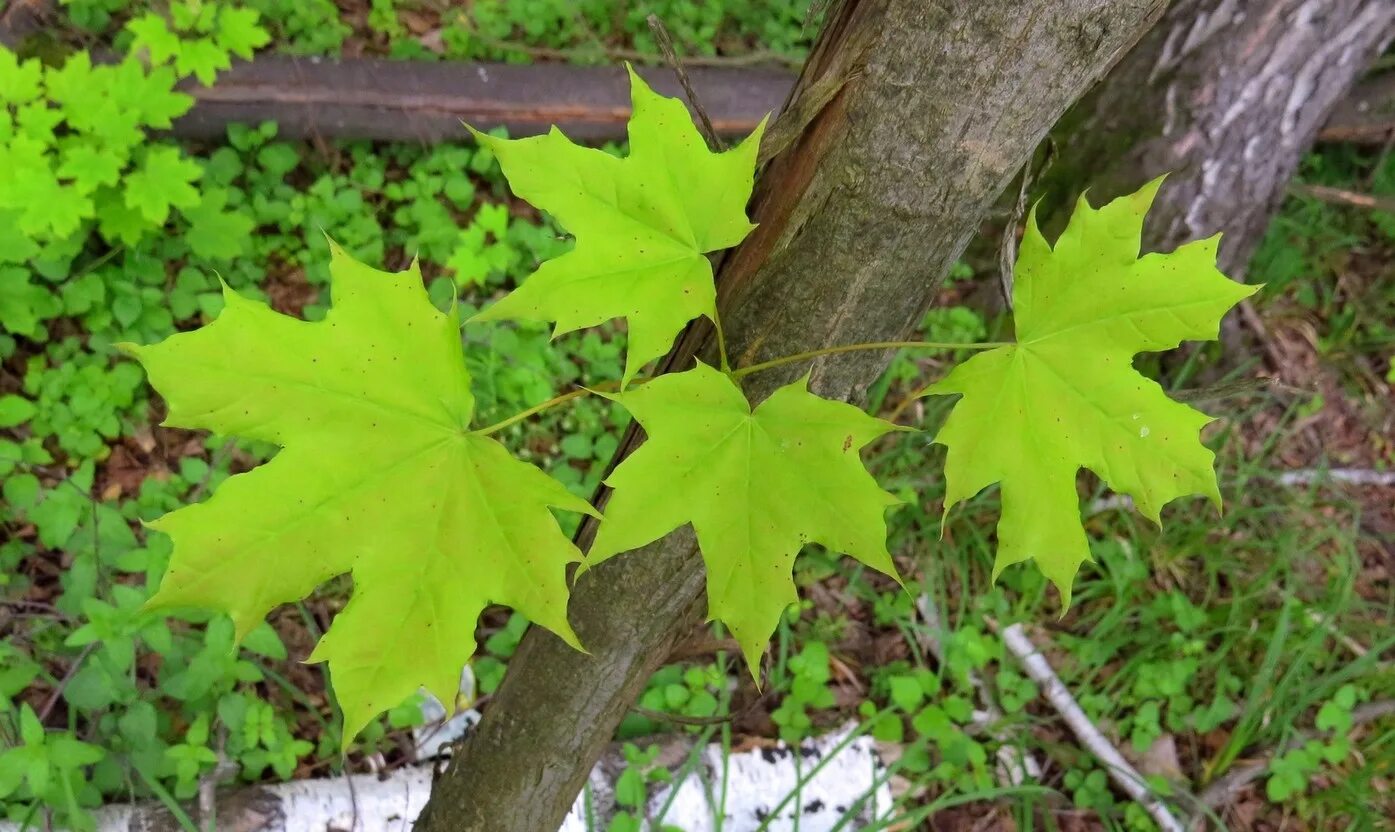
[472,386,611,437]
[729,340,1009,380]
[473,340,1007,435]
[711,307,733,373]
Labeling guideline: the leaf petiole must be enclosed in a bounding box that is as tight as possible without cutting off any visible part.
[729,340,1008,380]
[472,339,1007,435]
[472,386,610,436]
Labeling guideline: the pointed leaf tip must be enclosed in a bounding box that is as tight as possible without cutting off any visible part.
[471,68,760,388]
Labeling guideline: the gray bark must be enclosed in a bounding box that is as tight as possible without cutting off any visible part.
[413,1,1165,830]
[1044,0,1395,276]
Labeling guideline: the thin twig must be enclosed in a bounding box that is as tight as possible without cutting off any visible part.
[730,339,1006,379]
[1087,463,1395,516]
[666,636,743,662]
[197,727,237,832]
[36,643,97,723]
[1170,376,1305,404]
[1275,467,1395,487]
[1289,182,1395,214]
[998,623,1186,832]
[915,563,1042,788]
[632,707,737,727]
[1305,609,1371,659]
[647,14,725,152]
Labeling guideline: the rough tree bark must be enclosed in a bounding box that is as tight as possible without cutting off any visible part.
[413,1,1165,830]
[1043,0,1395,275]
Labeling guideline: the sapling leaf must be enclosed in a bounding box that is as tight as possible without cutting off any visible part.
[124,247,596,739]
[925,178,1257,603]
[587,363,904,668]
[471,67,766,385]
[215,7,271,59]
[124,146,201,225]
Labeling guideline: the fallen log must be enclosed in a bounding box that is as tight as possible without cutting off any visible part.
[1317,70,1395,145]
[0,0,53,48]
[170,56,793,143]
[168,55,1395,149]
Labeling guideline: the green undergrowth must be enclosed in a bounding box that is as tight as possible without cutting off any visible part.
[1253,144,1395,392]
[45,0,817,66]
[0,37,631,820]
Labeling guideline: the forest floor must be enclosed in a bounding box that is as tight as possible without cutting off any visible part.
[0,3,1392,831]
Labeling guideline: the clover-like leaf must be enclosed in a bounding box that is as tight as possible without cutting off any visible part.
[925,178,1257,603]
[587,363,903,668]
[180,188,253,261]
[471,67,765,385]
[123,247,596,739]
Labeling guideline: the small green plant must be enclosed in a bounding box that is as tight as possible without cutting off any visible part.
[607,742,679,832]
[0,705,105,830]
[771,641,837,742]
[1267,685,1365,802]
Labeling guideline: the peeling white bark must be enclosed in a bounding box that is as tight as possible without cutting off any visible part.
[7,726,889,832]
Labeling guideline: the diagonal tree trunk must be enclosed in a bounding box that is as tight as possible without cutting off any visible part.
[413,1,1165,829]
[1043,0,1395,276]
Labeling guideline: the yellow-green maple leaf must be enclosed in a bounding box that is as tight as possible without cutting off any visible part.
[470,67,766,385]
[586,363,904,668]
[123,247,595,739]
[925,179,1258,603]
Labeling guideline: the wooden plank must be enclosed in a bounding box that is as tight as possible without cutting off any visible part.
[0,0,54,47]
[1317,71,1395,145]
[171,56,795,143]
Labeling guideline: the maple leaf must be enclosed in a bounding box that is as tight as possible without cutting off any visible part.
[586,363,904,668]
[126,14,182,65]
[925,179,1257,603]
[124,146,201,225]
[0,141,93,238]
[0,49,42,106]
[0,210,39,264]
[56,144,124,193]
[1,266,57,336]
[123,247,596,739]
[215,6,271,59]
[176,39,232,86]
[471,67,765,385]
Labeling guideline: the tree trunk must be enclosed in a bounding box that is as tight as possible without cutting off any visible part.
[413,1,1164,830]
[1044,0,1395,276]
